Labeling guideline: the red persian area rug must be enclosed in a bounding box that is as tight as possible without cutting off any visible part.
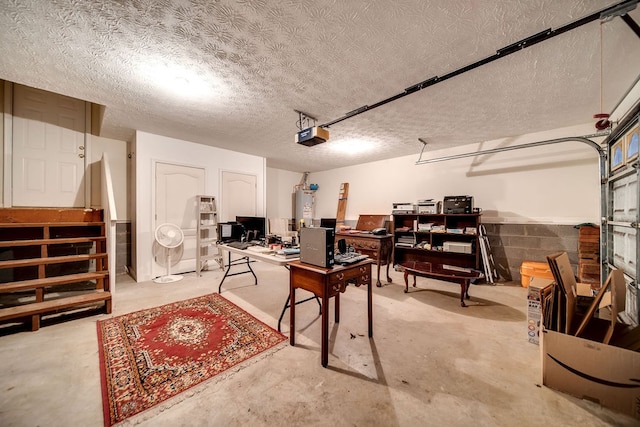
[97,293,286,426]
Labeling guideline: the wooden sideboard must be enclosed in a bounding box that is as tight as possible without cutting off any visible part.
[336,232,393,286]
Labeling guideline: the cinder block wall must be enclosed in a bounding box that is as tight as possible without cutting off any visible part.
[483,223,580,282]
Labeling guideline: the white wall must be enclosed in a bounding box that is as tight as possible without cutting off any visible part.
[90,135,128,221]
[266,167,300,219]
[133,130,266,282]
[306,123,604,225]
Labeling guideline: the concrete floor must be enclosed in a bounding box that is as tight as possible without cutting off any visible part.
[0,262,637,426]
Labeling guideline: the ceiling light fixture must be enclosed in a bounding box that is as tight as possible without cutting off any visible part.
[138,60,220,101]
[327,138,376,155]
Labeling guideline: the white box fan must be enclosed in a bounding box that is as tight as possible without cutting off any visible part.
[153,223,185,283]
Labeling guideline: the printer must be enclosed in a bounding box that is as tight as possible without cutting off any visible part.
[417,199,440,214]
[392,202,415,214]
[443,196,473,214]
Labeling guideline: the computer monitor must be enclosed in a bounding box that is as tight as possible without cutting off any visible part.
[320,218,337,229]
[217,222,244,242]
[235,216,267,241]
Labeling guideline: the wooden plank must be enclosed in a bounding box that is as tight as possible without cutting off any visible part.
[0,236,106,247]
[336,183,349,225]
[0,291,112,322]
[0,253,108,269]
[0,208,103,223]
[0,271,109,293]
[0,222,104,228]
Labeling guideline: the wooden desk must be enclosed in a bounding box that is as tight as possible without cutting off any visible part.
[400,261,481,307]
[336,233,392,287]
[289,259,374,367]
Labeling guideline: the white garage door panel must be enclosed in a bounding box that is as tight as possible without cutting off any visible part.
[608,114,640,325]
[612,174,638,223]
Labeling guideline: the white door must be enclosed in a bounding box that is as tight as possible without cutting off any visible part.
[221,171,257,221]
[153,162,205,279]
[12,84,86,207]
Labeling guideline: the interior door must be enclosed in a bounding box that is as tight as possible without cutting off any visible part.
[153,162,205,279]
[12,84,86,207]
[221,171,257,221]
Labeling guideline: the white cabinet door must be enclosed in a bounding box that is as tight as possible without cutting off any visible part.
[221,171,257,221]
[153,162,205,279]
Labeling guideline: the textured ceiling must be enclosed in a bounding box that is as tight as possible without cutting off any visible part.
[1,0,639,172]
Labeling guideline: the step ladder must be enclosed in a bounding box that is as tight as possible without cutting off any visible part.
[479,224,499,284]
[196,196,224,275]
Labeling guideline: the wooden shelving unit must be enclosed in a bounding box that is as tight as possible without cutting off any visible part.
[0,208,111,331]
[392,213,481,270]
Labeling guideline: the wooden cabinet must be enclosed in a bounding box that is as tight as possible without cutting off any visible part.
[335,233,393,286]
[196,196,222,276]
[392,213,481,269]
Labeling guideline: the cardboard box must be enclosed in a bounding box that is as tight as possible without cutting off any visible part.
[542,329,640,419]
[546,252,594,334]
[542,268,640,419]
[527,277,554,344]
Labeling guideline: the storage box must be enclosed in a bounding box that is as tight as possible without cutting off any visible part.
[542,269,640,419]
[546,252,595,334]
[527,277,554,344]
[520,261,554,288]
[443,241,472,254]
[542,329,640,419]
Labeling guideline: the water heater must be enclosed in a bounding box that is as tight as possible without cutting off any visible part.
[294,189,314,229]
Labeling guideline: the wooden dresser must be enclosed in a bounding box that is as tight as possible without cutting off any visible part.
[337,214,392,286]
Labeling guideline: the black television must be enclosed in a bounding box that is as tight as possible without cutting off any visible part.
[235,216,267,242]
